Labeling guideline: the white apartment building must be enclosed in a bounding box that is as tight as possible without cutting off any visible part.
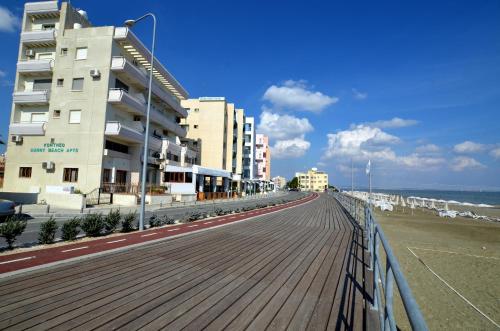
[2,1,196,207]
[255,134,270,181]
[243,117,256,180]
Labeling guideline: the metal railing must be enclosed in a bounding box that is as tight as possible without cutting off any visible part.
[332,192,428,331]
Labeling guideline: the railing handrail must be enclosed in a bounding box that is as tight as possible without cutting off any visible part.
[332,191,428,331]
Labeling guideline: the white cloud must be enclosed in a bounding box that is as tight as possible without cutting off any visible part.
[263,80,338,113]
[450,156,485,172]
[257,108,313,140]
[271,136,311,159]
[324,125,399,161]
[352,88,367,100]
[415,144,441,154]
[359,117,419,129]
[0,6,20,32]
[398,154,445,168]
[490,148,500,159]
[453,141,485,154]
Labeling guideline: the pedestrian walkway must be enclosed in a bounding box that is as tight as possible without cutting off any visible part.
[0,193,377,330]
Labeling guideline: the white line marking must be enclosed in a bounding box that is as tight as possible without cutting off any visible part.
[229,216,236,219]
[61,246,88,253]
[106,239,126,244]
[204,221,213,224]
[141,232,157,237]
[408,247,500,328]
[409,246,500,260]
[0,256,36,265]
[167,228,179,232]
[187,225,198,228]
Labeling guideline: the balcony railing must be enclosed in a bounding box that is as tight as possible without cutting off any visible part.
[21,29,56,46]
[13,89,50,104]
[9,122,46,136]
[17,59,54,74]
[25,1,59,16]
[108,88,147,115]
[104,121,144,144]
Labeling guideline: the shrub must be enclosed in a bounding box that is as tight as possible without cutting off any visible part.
[81,213,104,237]
[188,212,203,222]
[38,216,58,245]
[121,212,137,233]
[104,209,121,233]
[0,216,28,249]
[159,215,175,225]
[214,208,225,216]
[61,217,80,241]
[149,214,161,228]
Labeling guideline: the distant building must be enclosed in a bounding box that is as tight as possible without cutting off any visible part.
[0,155,5,188]
[255,134,271,181]
[272,176,286,190]
[295,168,328,192]
[243,117,256,180]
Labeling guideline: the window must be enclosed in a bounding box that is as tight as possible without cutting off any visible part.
[75,47,88,60]
[19,167,32,178]
[57,78,64,87]
[194,108,199,112]
[105,140,129,154]
[33,79,52,91]
[71,78,84,91]
[163,172,185,183]
[53,110,61,118]
[115,170,127,184]
[63,168,79,182]
[42,23,55,30]
[60,48,68,56]
[69,110,81,124]
[31,112,47,123]
[115,79,129,92]
[102,169,111,183]
[194,125,198,129]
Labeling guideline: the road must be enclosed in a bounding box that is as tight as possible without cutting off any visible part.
[0,193,376,330]
[1,192,304,248]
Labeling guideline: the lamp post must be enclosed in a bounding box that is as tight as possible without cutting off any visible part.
[124,13,156,231]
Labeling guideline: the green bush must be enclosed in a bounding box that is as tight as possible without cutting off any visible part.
[0,215,28,249]
[104,209,121,233]
[38,216,58,245]
[81,213,104,237]
[121,212,137,233]
[149,214,161,228]
[160,215,175,225]
[188,212,203,222]
[61,217,80,241]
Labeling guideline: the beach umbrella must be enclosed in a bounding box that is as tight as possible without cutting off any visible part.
[430,200,436,209]
[401,197,406,207]
[444,201,449,211]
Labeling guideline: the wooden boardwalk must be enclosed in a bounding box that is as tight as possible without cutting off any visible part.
[0,193,376,330]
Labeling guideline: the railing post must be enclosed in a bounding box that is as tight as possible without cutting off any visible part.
[385,261,396,331]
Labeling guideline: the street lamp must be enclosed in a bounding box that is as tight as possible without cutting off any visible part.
[124,13,156,231]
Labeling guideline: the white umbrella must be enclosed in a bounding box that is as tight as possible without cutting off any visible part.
[444,201,449,211]
[401,196,406,207]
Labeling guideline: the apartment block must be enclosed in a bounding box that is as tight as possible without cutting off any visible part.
[272,176,286,190]
[255,134,271,181]
[243,117,256,179]
[3,1,193,207]
[295,168,329,192]
[180,97,246,183]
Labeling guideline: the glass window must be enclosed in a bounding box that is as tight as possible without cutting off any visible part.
[71,78,84,91]
[60,48,68,56]
[31,112,47,123]
[63,168,78,182]
[19,167,32,178]
[53,110,61,118]
[57,78,64,87]
[69,110,81,124]
[75,47,88,60]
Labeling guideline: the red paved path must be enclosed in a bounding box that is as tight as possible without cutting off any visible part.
[0,193,317,274]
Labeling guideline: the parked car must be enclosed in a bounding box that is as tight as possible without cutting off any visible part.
[0,199,16,221]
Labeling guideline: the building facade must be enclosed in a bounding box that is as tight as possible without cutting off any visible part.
[242,117,256,180]
[180,97,246,186]
[3,1,193,205]
[295,168,329,192]
[255,134,271,181]
[272,176,287,190]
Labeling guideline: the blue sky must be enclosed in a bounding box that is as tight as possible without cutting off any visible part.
[1,0,499,190]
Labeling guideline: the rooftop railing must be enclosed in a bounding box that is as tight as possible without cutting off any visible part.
[332,192,428,331]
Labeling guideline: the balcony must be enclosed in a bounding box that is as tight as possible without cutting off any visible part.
[110,57,188,118]
[108,88,147,116]
[104,121,144,145]
[150,109,186,138]
[21,29,56,47]
[25,1,59,16]
[13,90,50,105]
[9,122,46,136]
[17,59,54,75]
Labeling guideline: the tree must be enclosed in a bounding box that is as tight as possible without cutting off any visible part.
[287,177,299,189]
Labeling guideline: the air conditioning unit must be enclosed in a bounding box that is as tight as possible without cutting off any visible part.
[152,151,161,159]
[42,161,55,170]
[89,69,101,78]
[159,164,165,170]
[25,49,35,58]
[11,135,23,143]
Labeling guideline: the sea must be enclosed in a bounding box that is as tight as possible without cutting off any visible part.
[342,189,500,206]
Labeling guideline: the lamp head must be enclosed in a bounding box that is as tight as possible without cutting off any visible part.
[124,19,135,27]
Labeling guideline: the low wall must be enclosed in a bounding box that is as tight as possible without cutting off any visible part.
[146,194,172,205]
[179,194,197,202]
[112,194,138,206]
[38,193,85,210]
